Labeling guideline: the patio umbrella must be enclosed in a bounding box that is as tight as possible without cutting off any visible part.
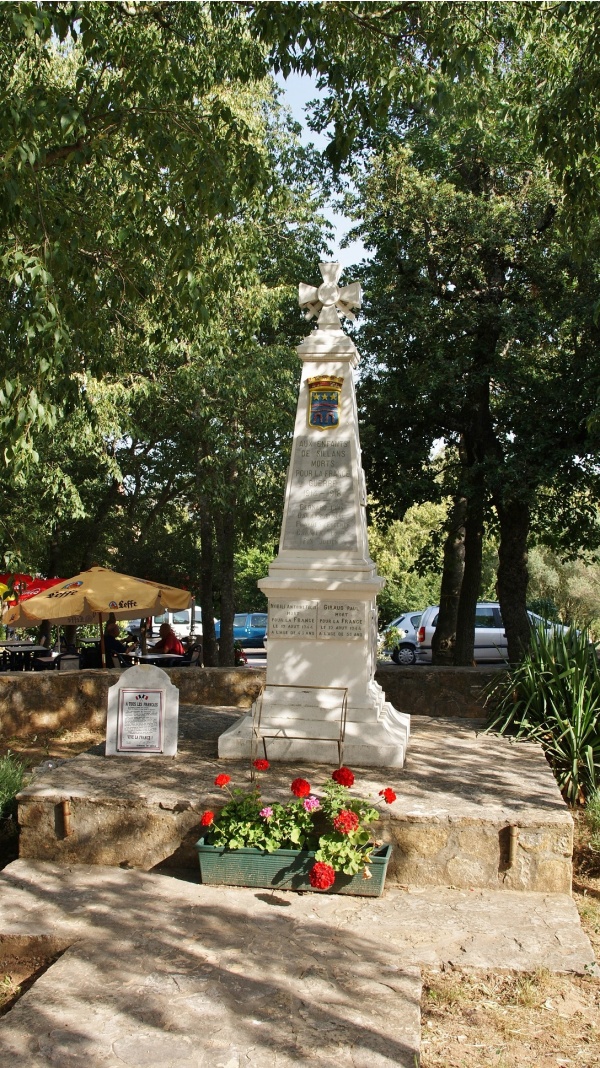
[0,575,65,604]
[2,567,193,664]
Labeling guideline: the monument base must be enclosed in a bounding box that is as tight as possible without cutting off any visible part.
[217,680,410,767]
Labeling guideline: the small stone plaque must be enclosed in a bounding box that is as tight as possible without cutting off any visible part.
[269,600,318,638]
[317,601,367,640]
[106,665,179,756]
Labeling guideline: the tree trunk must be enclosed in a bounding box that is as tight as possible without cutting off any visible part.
[496,497,531,662]
[431,494,467,665]
[215,509,236,667]
[454,465,485,665]
[80,479,122,571]
[199,505,218,667]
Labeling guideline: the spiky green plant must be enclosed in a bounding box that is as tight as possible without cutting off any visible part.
[485,624,600,804]
[0,752,25,819]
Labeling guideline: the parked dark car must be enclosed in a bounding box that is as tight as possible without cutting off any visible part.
[214,612,268,648]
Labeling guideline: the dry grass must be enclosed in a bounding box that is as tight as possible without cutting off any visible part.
[421,809,600,1067]
[421,967,599,1066]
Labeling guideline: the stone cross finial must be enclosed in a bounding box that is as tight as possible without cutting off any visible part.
[298,262,362,331]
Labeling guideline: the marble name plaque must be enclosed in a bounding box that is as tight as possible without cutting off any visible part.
[118,689,163,752]
[269,599,318,638]
[318,601,367,640]
[268,599,367,641]
[283,436,358,551]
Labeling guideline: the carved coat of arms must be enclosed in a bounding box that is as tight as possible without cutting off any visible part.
[307,375,344,431]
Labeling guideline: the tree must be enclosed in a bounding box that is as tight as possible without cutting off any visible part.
[1,56,330,665]
[352,93,600,662]
[367,501,446,622]
[528,546,600,634]
[0,3,273,464]
[251,1,600,234]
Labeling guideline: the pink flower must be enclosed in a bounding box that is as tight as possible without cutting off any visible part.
[303,796,320,812]
[259,806,274,819]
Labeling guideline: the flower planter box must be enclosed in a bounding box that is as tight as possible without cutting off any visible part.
[195,838,392,897]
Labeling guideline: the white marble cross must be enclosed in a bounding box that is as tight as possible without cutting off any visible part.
[298,262,362,330]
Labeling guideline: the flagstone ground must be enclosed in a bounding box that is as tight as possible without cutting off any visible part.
[0,708,598,1065]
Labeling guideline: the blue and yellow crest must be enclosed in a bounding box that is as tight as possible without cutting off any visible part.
[307,376,343,431]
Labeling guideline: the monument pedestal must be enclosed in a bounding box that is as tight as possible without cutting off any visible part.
[218,263,409,767]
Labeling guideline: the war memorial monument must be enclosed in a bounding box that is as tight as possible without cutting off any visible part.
[219,263,410,767]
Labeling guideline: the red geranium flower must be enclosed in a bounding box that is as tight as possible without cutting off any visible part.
[200,811,214,826]
[333,809,360,834]
[253,759,270,771]
[379,788,397,804]
[309,862,336,890]
[290,777,311,798]
[332,766,355,787]
[214,774,231,788]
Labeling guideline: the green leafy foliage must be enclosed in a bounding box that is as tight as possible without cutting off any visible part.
[486,625,600,805]
[0,752,25,818]
[203,771,381,877]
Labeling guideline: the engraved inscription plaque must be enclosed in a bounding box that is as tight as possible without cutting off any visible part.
[268,599,367,641]
[283,436,358,551]
[117,688,164,752]
[269,600,318,638]
[318,601,367,640]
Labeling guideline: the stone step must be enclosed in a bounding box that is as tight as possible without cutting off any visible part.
[0,860,596,1067]
[16,710,573,893]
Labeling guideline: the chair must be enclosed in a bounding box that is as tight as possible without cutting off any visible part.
[58,654,81,672]
[111,653,128,669]
[176,645,201,668]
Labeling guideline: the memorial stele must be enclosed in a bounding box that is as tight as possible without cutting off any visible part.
[218,262,410,767]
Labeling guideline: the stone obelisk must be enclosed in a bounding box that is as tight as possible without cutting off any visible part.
[218,263,410,767]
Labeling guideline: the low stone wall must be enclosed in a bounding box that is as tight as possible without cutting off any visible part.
[0,664,502,740]
[0,668,265,739]
[376,664,504,720]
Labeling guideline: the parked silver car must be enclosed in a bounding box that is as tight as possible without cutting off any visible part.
[415,602,568,663]
[381,611,422,665]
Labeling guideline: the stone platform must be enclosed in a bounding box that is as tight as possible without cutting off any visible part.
[0,860,595,1067]
[16,708,573,893]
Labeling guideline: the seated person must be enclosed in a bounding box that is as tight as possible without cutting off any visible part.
[104,622,135,659]
[150,623,185,656]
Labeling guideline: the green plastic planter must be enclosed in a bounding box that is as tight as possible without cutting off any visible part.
[195,838,392,897]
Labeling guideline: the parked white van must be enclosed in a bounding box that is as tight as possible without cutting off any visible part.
[126,607,202,641]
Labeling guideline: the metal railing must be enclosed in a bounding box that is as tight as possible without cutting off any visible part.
[250,683,348,773]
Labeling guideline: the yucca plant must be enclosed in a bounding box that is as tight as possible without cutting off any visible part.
[485,624,600,804]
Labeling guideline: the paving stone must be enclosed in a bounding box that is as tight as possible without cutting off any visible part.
[0,860,595,974]
[0,856,596,1067]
